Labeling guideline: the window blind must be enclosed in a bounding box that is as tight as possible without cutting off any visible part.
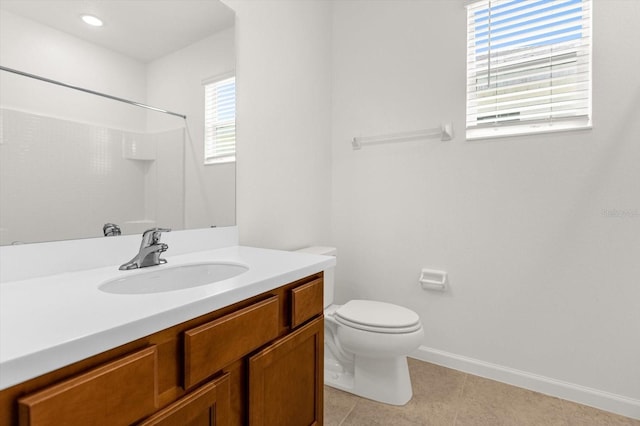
[466,0,592,139]
[204,76,236,164]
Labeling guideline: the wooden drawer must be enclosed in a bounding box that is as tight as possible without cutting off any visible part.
[138,373,230,426]
[291,278,323,328]
[18,346,158,426]
[184,296,279,389]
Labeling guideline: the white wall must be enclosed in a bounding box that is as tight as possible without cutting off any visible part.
[223,0,333,250]
[0,10,147,131]
[331,0,640,415]
[146,28,236,229]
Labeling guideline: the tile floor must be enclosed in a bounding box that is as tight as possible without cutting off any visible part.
[324,358,640,426]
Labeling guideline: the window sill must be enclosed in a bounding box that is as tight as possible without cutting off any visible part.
[466,117,592,141]
[204,156,236,166]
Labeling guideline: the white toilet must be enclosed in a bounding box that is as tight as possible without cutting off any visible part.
[296,247,424,406]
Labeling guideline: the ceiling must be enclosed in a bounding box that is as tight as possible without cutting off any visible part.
[0,0,235,63]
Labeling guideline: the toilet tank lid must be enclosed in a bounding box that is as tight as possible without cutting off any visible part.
[295,246,336,256]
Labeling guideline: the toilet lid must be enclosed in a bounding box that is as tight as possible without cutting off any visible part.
[334,300,422,334]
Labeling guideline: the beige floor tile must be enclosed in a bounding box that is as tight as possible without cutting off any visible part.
[407,358,466,403]
[341,397,428,426]
[324,386,359,426]
[453,394,507,426]
[562,400,640,426]
[334,359,464,425]
[457,374,568,426]
[403,359,465,424]
[322,359,640,426]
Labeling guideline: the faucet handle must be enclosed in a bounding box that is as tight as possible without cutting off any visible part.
[103,223,121,237]
[141,227,171,245]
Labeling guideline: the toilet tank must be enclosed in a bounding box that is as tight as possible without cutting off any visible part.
[295,246,336,308]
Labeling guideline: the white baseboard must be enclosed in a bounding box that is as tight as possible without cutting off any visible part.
[410,345,640,420]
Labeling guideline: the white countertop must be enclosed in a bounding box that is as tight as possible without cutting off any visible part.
[0,245,335,390]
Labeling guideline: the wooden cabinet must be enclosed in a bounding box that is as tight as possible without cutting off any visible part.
[18,347,159,426]
[290,278,323,329]
[184,296,280,389]
[138,373,231,426]
[0,273,323,426]
[249,317,323,426]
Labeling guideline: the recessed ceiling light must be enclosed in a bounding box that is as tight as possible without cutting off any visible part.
[81,15,103,27]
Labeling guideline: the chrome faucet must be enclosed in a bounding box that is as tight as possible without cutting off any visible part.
[119,228,171,270]
[103,223,121,237]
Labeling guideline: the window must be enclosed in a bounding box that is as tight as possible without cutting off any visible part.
[204,75,236,164]
[466,0,592,139]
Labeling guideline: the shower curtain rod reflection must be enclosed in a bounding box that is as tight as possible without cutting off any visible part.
[0,65,187,119]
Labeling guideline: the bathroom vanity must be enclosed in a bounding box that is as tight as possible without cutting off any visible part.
[0,240,333,426]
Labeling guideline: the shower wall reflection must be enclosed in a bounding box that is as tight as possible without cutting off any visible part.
[0,1,236,245]
[0,108,184,245]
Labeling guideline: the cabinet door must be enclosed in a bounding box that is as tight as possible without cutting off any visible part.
[138,373,230,426]
[248,317,323,426]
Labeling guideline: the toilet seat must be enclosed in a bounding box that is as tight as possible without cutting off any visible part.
[334,300,422,334]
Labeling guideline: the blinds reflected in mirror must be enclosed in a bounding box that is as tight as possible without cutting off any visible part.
[204,75,236,164]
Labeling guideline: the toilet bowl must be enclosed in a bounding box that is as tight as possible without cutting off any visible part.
[296,247,424,406]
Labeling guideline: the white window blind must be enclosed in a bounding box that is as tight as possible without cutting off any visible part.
[204,76,236,164]
[466,0,592,139]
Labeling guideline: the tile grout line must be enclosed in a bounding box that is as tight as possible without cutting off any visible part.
[452,373,469,426]
[558,397,571,425]
[338,401,358,426]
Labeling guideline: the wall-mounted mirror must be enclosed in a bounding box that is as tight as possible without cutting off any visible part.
[0,0,236,245]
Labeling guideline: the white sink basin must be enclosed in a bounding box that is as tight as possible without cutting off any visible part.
[99,262,249,294]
